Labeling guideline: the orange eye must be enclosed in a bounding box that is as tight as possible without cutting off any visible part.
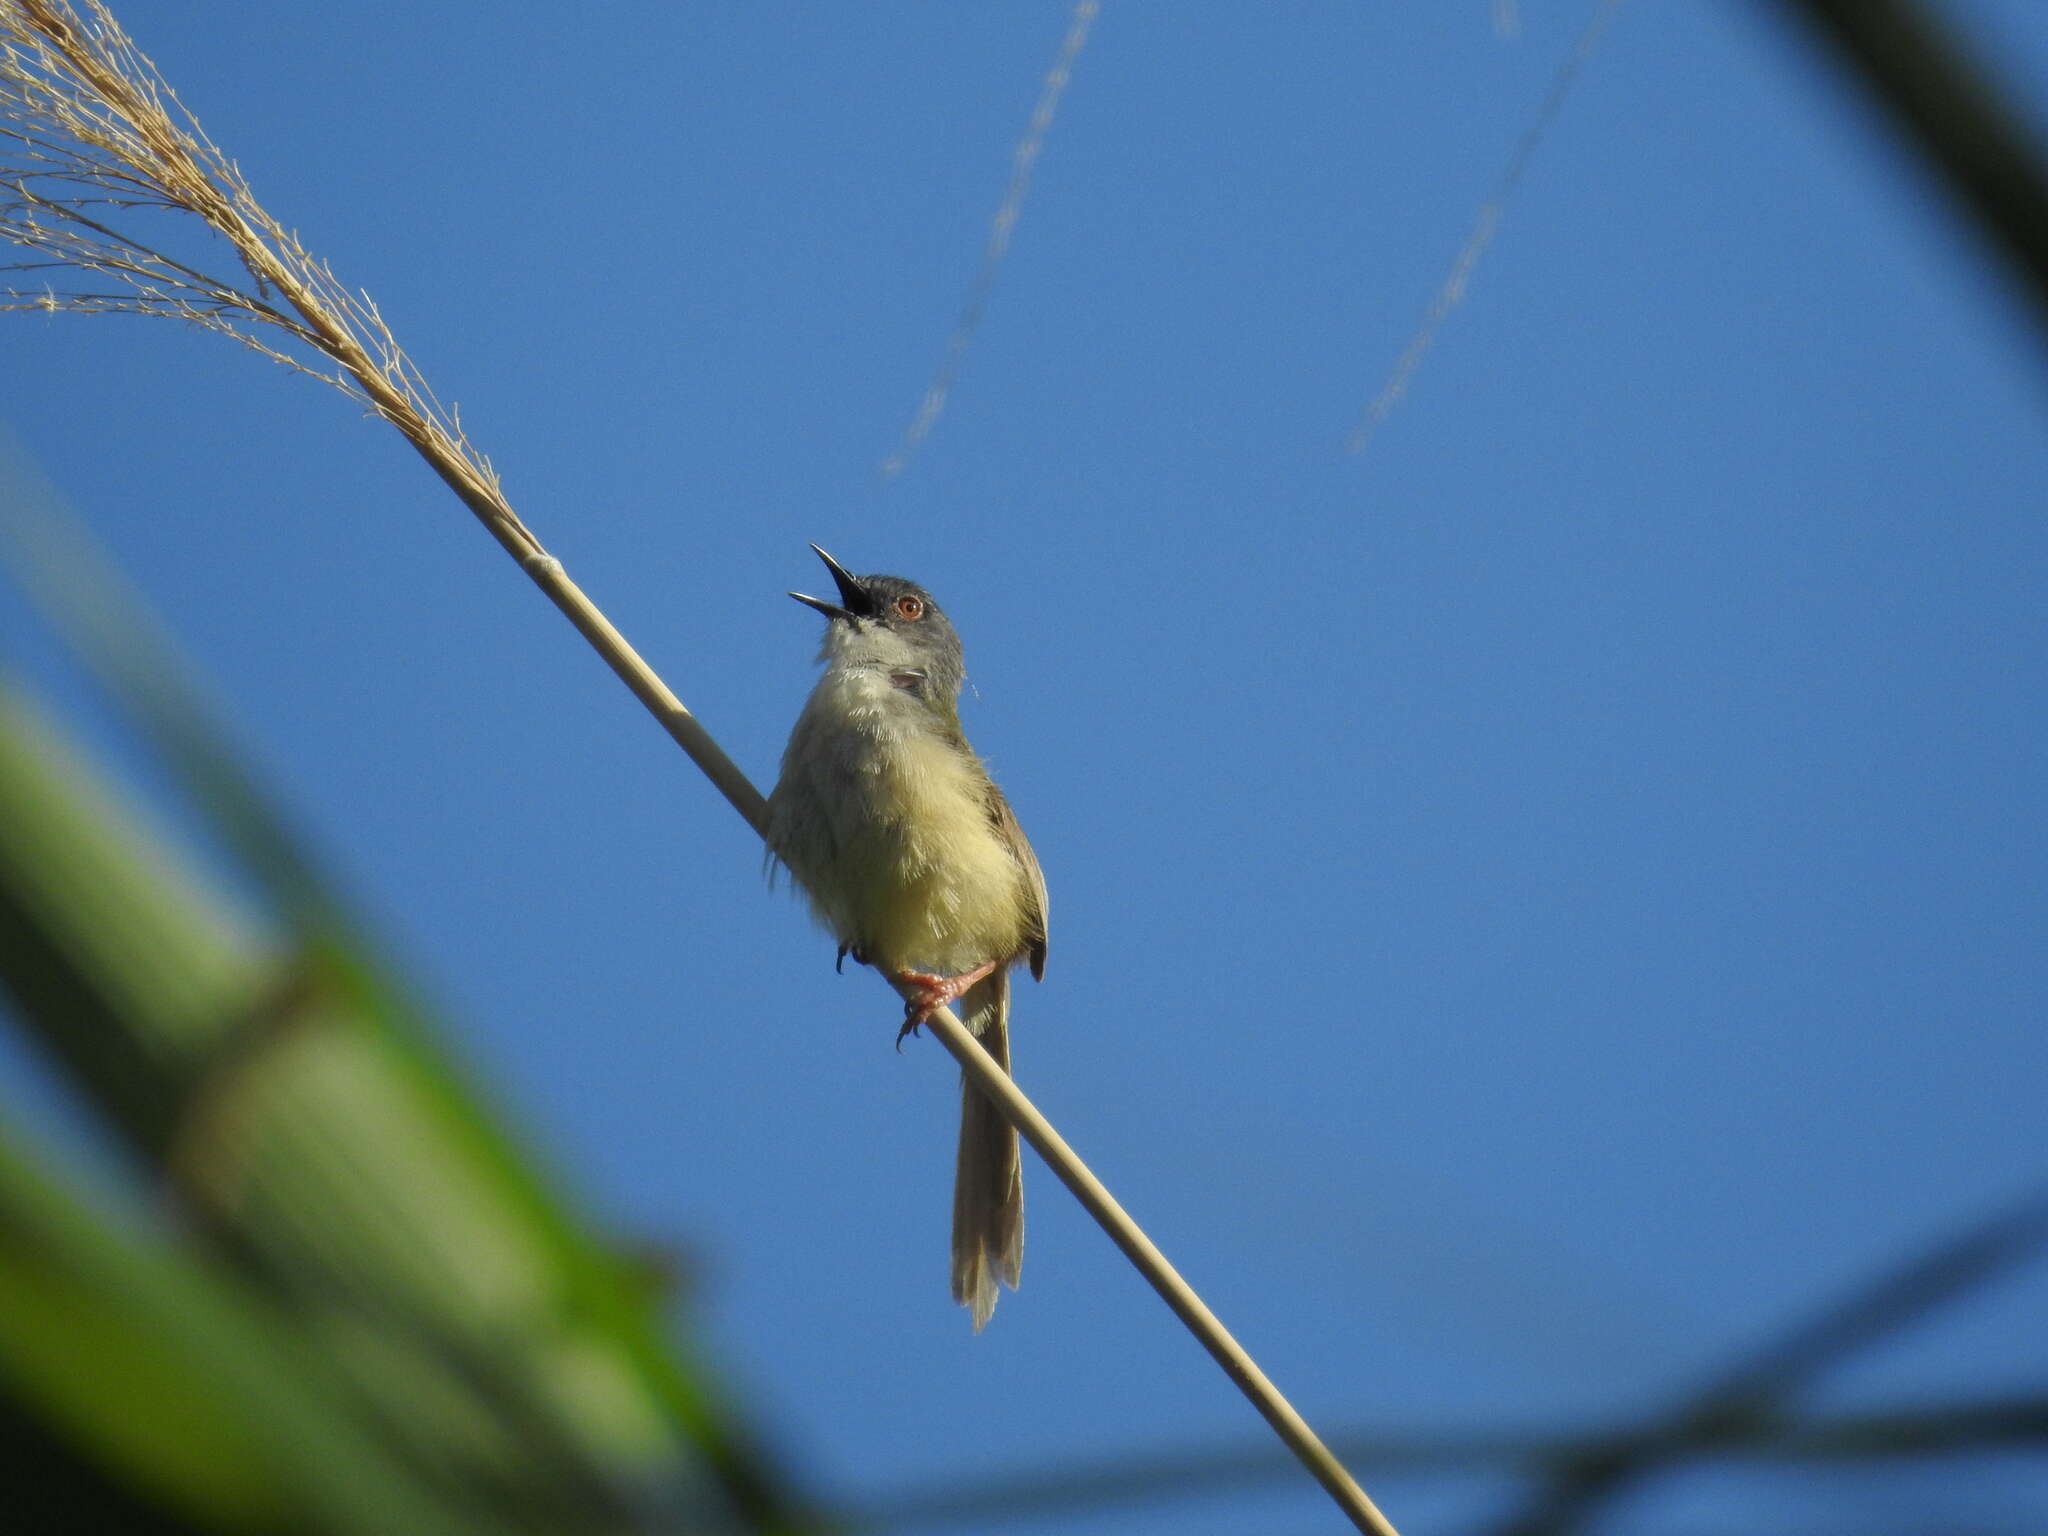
[895,594,924,620]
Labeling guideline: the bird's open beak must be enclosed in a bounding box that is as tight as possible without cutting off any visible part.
[788,544,869,620]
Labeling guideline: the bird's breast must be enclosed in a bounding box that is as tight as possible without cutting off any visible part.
[770,670,1029,976]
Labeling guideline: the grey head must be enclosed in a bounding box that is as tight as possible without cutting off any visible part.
[789,545,967,705]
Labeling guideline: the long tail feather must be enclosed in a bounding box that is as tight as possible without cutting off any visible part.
[951,967,1023,1330]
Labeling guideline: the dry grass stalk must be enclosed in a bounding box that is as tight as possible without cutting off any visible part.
[2,0,764,819]
[0,8,1398,1531]
[0,0,513,539]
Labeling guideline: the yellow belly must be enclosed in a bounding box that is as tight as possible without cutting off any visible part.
[830,729,1029,976]
[771,700,1030,978]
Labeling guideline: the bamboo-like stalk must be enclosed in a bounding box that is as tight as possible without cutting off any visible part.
[0,6,1398,1531]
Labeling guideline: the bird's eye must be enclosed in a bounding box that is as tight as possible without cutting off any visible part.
[895,594,924,621]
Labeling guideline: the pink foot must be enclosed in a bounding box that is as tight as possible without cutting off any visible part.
[893,960,999,1048]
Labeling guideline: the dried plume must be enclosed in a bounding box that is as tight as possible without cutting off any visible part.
[0,0,526,549]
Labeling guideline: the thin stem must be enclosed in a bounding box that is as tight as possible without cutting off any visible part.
[1767,0,2048,349]
[914,995,1400,1536]
[516,554,766,837]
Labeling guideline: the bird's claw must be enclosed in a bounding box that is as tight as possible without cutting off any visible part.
[889,962,1000,1050]
[893,971,951,1050]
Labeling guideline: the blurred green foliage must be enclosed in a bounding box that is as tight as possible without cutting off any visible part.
[0,465,808,1535]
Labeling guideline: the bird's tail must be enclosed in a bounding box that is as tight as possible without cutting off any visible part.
[952,965,1023,1331]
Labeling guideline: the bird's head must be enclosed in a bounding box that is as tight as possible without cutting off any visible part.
[789,545,966,704]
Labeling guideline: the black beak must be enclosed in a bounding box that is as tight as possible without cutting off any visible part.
[788,544,869,621]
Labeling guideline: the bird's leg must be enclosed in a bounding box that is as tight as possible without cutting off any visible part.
[893,960,999,1048]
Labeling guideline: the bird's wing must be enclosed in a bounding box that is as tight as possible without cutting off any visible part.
[985,780,1048,980]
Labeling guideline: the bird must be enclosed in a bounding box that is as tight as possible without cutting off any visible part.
[766,545,1048,1330]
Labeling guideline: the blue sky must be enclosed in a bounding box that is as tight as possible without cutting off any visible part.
[6,4,2048,1532]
